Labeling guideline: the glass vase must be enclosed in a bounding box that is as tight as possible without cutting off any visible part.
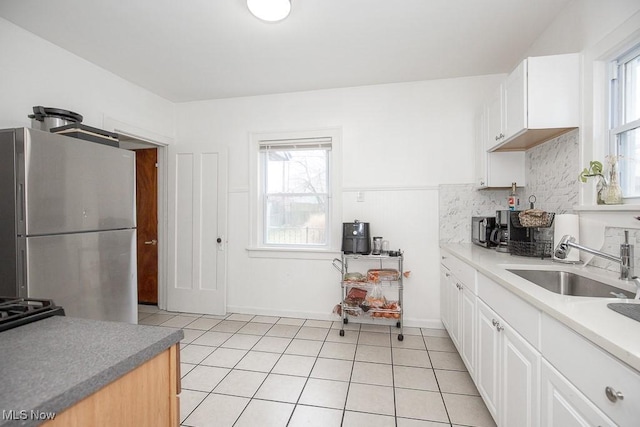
[604,162,623,205]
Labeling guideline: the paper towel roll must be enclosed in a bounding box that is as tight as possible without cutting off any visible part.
[554,214,580,262]
[578,218,606,265]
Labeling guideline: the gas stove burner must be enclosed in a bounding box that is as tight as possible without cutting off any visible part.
[0,297,65,332]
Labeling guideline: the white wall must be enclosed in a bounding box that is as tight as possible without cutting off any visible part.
[0,17,174,136]
[524,0,640,59]
[176,76,502,327]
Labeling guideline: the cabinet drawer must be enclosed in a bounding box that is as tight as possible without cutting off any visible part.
[440,252,476,294]
[541,314,640,426]
[477,273,540,349]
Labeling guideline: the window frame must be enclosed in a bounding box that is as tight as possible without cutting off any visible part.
[609,43,640,202]
[248,128,342,258]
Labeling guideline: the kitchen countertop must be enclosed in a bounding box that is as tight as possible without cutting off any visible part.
[0,316,183,427]
[442,243,640,372]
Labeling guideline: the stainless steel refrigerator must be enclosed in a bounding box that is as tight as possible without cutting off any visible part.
[0,127,137,323]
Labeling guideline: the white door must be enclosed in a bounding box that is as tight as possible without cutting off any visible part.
[167,144,228,315]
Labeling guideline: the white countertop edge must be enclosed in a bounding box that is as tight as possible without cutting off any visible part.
[441,243,640,373]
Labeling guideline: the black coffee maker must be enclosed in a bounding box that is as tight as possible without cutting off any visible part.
[491,210,528,253]
[341,220,371,254]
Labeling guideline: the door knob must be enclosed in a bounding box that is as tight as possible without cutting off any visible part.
[144,239,157,245]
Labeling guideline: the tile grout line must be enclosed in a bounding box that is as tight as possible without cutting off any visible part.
[148,308,485,427]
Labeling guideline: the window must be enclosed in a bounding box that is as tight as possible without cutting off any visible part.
[610,43,640,199]
[249,129,341,254]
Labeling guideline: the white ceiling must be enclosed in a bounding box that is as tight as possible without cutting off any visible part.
[0,0,572,103]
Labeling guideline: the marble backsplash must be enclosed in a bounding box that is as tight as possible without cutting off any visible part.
[439,130,578,244]
[439,128,636,276]
[524,129,579,215]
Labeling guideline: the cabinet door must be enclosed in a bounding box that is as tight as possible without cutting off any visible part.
[501,322,540,427]
[460,286,476,377]
[504,59,527,139]
[486,85,504,151]
[476,300,500,419]
[448,275,461,348]
[440,265,451,329]
[540,360,616,427]
[474,110,487,188]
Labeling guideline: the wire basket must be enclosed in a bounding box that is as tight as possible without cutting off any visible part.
[511,211,555,228]
[508,240,554,258]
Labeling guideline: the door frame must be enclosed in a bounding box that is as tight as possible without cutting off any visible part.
[103,117,172,311]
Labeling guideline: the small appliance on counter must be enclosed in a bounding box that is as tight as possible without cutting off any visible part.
[341,220,371,254]
[472,216,497,248]
[492,210,529,253]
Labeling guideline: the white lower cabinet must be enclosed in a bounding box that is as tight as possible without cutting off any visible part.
[443,254,640,427]
[460,286,476,378]
[439,265,451,331]
[476,299,539,427]
[440,253,476,376]
[540,359,616,427]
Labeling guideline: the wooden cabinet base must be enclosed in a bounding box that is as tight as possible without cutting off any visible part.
[44,344,180,427]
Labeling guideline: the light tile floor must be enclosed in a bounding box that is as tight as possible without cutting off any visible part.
[139,305,496,427]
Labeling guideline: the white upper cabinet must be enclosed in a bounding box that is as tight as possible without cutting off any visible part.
[487,53,580,152]
[475,105,526,189]
[486,85,504,147]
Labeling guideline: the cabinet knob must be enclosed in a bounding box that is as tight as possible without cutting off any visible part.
[605,386,624,403]
[492,319,498,326]
[445,272,450,277]
[496,324,504,332]
[480,180,485,186]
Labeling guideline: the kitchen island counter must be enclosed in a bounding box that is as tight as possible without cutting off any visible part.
[0,316,183,426]
[442,243,640,372]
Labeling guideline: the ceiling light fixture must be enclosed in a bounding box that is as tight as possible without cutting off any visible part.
[247,0,291,22]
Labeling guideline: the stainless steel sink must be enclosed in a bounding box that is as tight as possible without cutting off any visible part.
[506,269,635,298]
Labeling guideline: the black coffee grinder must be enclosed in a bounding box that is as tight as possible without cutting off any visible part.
[341,220,371,254]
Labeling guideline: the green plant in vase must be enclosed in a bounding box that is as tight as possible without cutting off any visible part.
[579,160,607,205]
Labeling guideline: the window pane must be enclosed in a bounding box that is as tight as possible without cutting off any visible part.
[618,126,640,197]
[265,195,327,245]
[265,150,328,194]
[623,53,640,124]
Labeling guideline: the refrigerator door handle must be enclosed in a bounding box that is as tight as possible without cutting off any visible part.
[17,239,27,297]
[18,183,25,229]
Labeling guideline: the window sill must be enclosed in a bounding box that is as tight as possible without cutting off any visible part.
[573,204,640,230]
[246,247,342,260]
[573,204,640,212]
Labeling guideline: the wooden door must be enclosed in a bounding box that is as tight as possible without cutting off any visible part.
[135,148,158,304]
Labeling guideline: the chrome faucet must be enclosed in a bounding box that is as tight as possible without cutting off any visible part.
[554,231,635,280]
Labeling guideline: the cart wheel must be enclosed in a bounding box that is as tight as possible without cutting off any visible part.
[343,318,349,324]
[339,330,345,337]
[398,334,404,341]
[396,321,401,328]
